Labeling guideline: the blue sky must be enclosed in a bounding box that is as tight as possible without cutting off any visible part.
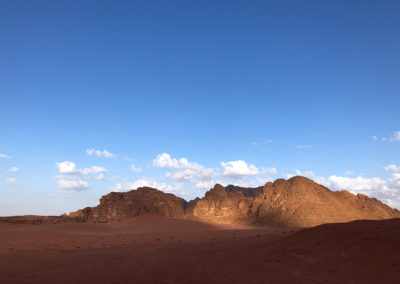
[1,0,400,215]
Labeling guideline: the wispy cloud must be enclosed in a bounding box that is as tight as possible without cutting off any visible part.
[372,131,400,142]
[286,169,315,178]
[56,175,89,191]
[55,161,108,191]
[389,131,400,142]
[10,166,19,173]
[153,153,276,189]
[130,164,142,173]
[6,178,17,185]
[55,161,107,175]
[86,148,117,159]
[296,145,313,149]
[251,139,273,146]
[221,160,259,179]
[0,153,10,159]
[385,164,400,172]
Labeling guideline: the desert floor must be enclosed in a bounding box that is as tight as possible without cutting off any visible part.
[0,215,399,284]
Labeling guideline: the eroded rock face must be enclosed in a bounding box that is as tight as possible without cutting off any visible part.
[69,187,187,222]
[66,176,400,227]
[187,184,252,224]
[225,184,263,198]
[188,176,400,227]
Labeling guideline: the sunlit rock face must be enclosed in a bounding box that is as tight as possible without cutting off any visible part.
[69,187,187,222]
[67,176,400,227]
[187,177,400,227]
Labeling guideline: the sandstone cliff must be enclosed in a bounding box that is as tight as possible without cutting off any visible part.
[67,176,400,227]
[68,187,187,222]
[189,176,400,226]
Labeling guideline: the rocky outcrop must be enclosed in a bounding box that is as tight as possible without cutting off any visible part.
[69,187,187,222]
[66,176,400,227]
[225,184,263,198]
[188,176,400,227]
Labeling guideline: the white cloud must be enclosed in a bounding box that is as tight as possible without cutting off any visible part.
[221,160,259,179]
[315,175,388,193]
[56,161,77,174]
[130,164,142,173]
[56,175,89,191]
[385,164,400,172]
[56,161,107,176]
[286,169,315,179]
[251,139,273,146]
[109,178,174,194]
[166,170,192,182]
[81,166,108,175]
[95,173,106,180]
[177,158,215,181]
[153,153,179,168]
[345,171,354,176]
[55,161,108,190]
[154,153,275,188]
[123,156,134,162]
[390,131,400,142]
[10,166,19,173]
[389,173,400,189]
[296,145,313,149]
[154,153,215,183]
[375,131,400,143]
[86,148,117,159]
[261,167,277,176]
[0,153,10,159]
[194,180,215,189]
[6,178,17,185]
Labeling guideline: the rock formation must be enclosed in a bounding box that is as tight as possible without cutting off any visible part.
[189,176,400,227]
[66,176,400,227]
[68,187,187,222]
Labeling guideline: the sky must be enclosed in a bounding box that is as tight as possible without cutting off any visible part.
[1,0,400,215]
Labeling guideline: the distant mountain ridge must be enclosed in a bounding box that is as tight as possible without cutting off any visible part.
[66,176,400,227]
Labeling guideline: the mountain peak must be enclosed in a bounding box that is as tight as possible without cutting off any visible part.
[66,176,400,227]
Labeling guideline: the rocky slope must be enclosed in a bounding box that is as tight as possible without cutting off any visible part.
[68,187,187,222]
[67,176,400,227]
[189,176,400,226]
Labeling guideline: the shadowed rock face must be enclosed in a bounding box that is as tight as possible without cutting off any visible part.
[225,185,263,198]
[6,176,399,227]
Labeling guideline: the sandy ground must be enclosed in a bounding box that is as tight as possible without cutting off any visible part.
[0,215,399,284]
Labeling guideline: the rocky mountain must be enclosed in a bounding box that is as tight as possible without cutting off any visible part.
[189,176,400,226]
[68,187,187,222]
[67,176,400,227]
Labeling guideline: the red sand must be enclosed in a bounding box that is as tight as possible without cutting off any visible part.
[0,215,399,283]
